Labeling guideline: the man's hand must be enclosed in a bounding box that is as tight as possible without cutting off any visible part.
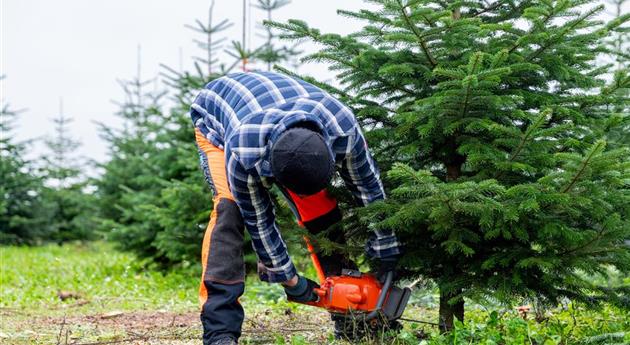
[376,256,399,284]
[282,275,320,303]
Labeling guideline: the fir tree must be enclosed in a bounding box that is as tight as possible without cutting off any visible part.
[41,99,96,242]
[0,80,49,244]
[100,1,306,268]
[98,45,224,266]
[185,0,235,77]
[606,0,630,69]
[96,52,177,263]
[162,2,242,106]
[253,0,301,70]
[601,0,630,148]
[43,99,81,188]
[270,0,630,329]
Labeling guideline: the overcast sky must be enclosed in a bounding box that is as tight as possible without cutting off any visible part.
[1,0,627,169]
[1,0,371,166]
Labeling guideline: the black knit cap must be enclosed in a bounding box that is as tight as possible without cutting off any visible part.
[270,127,334,195]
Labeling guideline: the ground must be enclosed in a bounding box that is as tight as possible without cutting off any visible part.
[0,243,380,345]
[2,308,335,344]
[1,243,628,345]
[0,243,353,344]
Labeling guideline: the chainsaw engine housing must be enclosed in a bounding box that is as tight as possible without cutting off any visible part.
[307,269,411,321]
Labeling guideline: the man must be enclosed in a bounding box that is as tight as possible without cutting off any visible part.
[190,71,400,345]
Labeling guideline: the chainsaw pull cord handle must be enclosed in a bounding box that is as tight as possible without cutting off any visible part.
[303,236,326,285]
[365,270,394,320]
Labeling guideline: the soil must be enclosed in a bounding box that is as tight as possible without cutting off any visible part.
[1,308,334,345]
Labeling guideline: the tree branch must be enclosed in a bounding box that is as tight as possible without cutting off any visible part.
[561,141,603,193]
[527,6,603,62]
[396,0,437,68]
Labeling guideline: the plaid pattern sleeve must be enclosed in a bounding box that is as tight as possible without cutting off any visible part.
[338,127,401,259]
[226,152,297,283]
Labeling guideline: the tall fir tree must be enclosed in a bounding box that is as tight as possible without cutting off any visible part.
[270,0,630,329]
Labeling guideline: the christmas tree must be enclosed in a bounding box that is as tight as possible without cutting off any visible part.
[270,0,630,329]
[253,0,302,71]
[40,99,97,243]
[98,0,307,267]
[0,78,49,244]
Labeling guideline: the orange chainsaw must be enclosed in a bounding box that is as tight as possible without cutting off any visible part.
[299,237,411,324]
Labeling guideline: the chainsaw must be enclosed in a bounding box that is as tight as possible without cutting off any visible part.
[298,237,412,332]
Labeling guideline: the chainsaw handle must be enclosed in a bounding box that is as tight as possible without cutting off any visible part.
[365,271,393,320]
[313,287,326,297]
[303,236,326,284]
[376,270,394,309]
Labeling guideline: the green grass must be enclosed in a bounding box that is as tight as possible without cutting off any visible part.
[399,306,630,345]
[1,242,198,312]
[1,243,628,345]
[0,242,332,344]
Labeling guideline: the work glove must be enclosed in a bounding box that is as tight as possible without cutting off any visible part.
[283,275,320,303]
[376,256,399,285]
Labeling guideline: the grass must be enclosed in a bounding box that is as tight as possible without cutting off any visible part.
[1,242,197,312]
[0,242,333,344]
[1,243,628,345]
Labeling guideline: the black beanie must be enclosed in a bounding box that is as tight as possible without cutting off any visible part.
[270,127,334,195]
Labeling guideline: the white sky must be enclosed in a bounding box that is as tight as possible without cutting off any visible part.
[1,0,627,168]
[1,0,370,165]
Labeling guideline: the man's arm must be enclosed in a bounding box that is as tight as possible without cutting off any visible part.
[226,153,298,283]
[338,126,401,258]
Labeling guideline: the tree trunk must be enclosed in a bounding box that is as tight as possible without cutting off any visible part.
[452,7,461,20]
[438,288,464,332]
[444,140,465,181]
[446,164,461,181]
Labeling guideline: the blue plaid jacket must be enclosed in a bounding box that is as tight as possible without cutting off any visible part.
[191,71,400,283]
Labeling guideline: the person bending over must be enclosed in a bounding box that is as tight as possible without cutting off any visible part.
[190,71,401,345]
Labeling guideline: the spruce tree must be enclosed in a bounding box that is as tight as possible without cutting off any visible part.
[602,0,630,148]
[99,47,221,266]
[185,0,235,77]
[606,0,629,69]
[41,100,96,242]
[270,0,630,329]
[0,87,49,244]
[43,100,81,189]
[99,1,306,267]
[253,0,301,70]
[96,56,178,263]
